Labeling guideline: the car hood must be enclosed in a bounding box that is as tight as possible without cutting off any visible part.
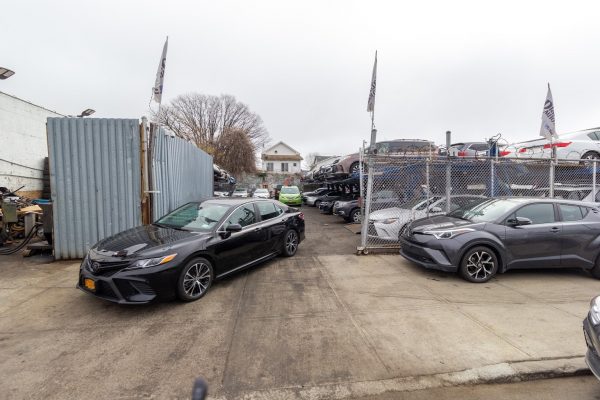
[369,207,413,221]
[92,225,210,259]
[409,215,480,233]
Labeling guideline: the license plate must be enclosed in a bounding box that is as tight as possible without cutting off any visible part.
[84,278,96,291]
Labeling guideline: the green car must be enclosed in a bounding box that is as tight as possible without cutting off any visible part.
[278,186,302,206]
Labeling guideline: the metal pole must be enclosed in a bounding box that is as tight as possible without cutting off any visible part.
[359,120,377,253]
[490,156,495,198]
[593,161,597,200]
[445,130,451,213]
[549,144,556,198]
[426,159,430,218]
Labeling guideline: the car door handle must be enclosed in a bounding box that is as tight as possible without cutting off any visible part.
[550,227,560,233]
[253,227,262,232]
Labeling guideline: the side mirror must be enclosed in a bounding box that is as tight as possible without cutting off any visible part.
[507,217,532,226]
[226,223,242,232]
[430,206,443,213]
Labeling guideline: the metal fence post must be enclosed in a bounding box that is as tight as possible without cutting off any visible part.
[426,158,430,218]
[490,157,495,197]
[549,158,555,198]
[360,154,374,252]
[593,161,597,200]
[445,131,451,212]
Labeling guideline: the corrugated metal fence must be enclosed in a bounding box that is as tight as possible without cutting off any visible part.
[151,127,213,218]
[48,118,141,259]
[48,118,213,259]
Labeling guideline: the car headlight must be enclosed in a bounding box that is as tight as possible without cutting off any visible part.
[127,253,177,270]
[590,296,600,325]
[423,228,474,239]
[381,218,399,224]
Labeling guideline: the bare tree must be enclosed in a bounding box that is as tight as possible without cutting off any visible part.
[304,152,320,170]
[155,93,269,173]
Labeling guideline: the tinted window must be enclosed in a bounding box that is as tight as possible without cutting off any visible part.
[559,204,584,221]
[225,205,256,228]
[587,132,600,141]
[471,143,489,151]
[156,202,230,231]
[515,203,555,224]
[257,202,283,221]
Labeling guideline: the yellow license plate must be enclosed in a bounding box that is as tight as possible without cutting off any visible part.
[84,278,96,291]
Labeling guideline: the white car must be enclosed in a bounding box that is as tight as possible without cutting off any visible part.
[231,188,249,198]
[368,195,485,242]
[502,128,600,162]
[534,185,600,203]
[253,188,270,199]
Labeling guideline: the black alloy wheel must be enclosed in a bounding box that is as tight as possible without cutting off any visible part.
[350,162,360,175]
[350,208,362,223]
[459,246,498,283]
[314,200,321,208]
[581,151,600,167]
[282,229,299,257]
[177,257,214,302]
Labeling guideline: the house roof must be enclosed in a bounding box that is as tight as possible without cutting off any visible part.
[262,141,301,155]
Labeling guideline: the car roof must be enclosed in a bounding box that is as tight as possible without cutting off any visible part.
[493,196,599,207]
[202,198,276,206]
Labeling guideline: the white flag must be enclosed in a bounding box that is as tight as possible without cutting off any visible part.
[367,51,377,112]
[152,37,168,104]
[539,83,557,140]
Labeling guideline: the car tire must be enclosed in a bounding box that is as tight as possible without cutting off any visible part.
[314,200,321,208]
[591,255,600,279]
[459,246,498,283]
[177,257,214,302]
[282,229,299,257]
[581,151,600,166]
[350,162,360,175]
[349,208,362,223]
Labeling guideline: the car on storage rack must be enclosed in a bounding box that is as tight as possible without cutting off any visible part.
[399,197,600,283]
[78,198,305,304]
[368,195,485,242]
[448,142,490,157]
[305,189,337,206]
[502,128,600,162]
[333,199,361,223]
[319,192,359,214]
[302,187,329,204]
[534,184,600,203]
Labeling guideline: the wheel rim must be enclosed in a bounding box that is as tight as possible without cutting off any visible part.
[466,251,494,280]
[350,163,360,174]
[286,231,298,254]
[583,153,600,166]
[352,211,362,223]
[183,262,211,298]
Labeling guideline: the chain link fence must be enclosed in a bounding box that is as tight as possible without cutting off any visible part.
[359,154,600,252]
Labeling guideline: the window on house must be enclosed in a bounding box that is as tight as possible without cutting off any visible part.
[281,163,289,172]
[266,162,273,172]
[293,163,297,167]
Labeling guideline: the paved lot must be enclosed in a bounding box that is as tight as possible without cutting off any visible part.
[0,205,599,399]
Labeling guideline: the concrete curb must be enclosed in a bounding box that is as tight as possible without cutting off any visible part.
[215,356,590,400]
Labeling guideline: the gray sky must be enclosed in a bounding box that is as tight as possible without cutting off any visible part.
[3,0,600,160]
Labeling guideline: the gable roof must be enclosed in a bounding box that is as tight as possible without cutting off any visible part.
[262,141,301,155]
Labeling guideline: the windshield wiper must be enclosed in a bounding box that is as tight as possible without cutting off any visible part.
[153,222,187,231]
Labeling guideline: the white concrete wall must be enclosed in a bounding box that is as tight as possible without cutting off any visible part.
[0,92,62,195]
[262,160,302,174]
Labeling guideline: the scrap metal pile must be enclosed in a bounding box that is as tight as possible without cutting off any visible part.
[0,186,44,255]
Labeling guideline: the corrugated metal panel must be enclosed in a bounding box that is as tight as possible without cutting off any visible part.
[47,118,141,259]
[152,128,213,218]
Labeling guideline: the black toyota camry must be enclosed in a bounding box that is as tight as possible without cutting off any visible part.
[78,198,305,304]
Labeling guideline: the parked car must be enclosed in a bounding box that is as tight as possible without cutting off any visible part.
[301,187,329,203]
[253,188,270,199]
[77,198,305,304]
[305,189,337,206]
[278,186,302,206]
[333,199,361,223]
[367,139,436,156]
[448,142,490,157]
[319,193,358,214]
[534,185,600,203]
[584,296,600,380]
[311,190,344,209]
[231,187,249,198]
[502,128,600,162]
[400,197,600,282]
[368,195,485,241]
[213,190,230,197]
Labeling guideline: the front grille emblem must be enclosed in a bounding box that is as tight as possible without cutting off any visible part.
[91,262,101,273]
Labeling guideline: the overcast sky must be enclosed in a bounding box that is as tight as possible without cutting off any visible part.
[3,0,600,161]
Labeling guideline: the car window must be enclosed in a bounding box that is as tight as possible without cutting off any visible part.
[156,202,231,231]
[587,132,600,141]
[257,201,283,221]
[471,143,489,151]
[515,203,555,224]
[559,204,584,221]
[225,205,256,228]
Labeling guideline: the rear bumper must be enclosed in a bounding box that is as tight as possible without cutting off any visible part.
[399,237,456,272]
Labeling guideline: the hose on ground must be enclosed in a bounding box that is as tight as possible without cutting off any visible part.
[0,223,42,255]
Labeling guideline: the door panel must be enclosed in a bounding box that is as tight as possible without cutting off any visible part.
[504,203,562,269]
[255,202,287,255]
[559,204,600,268]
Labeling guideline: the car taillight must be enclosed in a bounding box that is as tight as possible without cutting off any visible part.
[518,147,528,153]
[499,150,511,156]
[298,212,304,220]
[543,141,572,149]
[457,151,466,157]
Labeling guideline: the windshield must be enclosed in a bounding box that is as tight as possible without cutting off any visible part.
[536,189,590,200]
[255,189,268,193]
[281,187,300,194]
[448,198,522,222]
[234,188,246,192]
[400,197,440,210]
[155,202,231,231]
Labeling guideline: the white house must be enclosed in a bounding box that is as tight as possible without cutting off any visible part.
[261,141,303,174]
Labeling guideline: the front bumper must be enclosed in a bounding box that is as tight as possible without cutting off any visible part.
[399,236,456,272]
[279,197,302,206]
[318,202,333,214]
[77,257,179,304]
[584,317,600,380]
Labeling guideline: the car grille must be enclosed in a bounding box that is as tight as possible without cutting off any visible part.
[86,258,130,276]
[367,223,377,236]
[129,281,156,296]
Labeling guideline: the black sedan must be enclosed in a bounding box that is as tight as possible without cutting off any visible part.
[78,198,305,304]
[399,197,600,283]
[584,296,600,381]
